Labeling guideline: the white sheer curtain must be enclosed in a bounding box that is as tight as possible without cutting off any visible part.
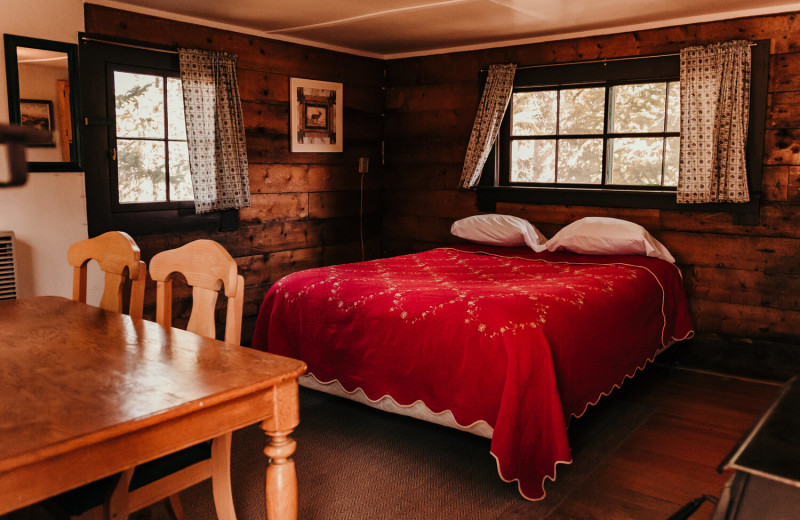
[459,63,516,189]
[678,40,751,203]
[179,48,251,213]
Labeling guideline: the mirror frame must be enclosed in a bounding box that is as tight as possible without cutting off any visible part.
[4,34,81,172]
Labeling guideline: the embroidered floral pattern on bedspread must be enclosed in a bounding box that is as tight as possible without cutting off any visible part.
[272,249,638,339]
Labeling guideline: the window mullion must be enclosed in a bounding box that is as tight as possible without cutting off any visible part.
[661,83,670,187]
[554,89,560,183]
[163,75,171,203]
[603,85,611,186]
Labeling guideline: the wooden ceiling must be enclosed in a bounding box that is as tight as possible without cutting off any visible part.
[97,0,800,58]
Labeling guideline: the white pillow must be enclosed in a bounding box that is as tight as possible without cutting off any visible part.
[545,217,675,263]
[451,214,548,252]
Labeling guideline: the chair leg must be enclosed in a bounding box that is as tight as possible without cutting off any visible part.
[210,432,236,520]
[106,468,133,520]
[166,495,187,520]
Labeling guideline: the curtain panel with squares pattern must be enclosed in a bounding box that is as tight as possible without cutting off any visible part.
[179,48,251,214]
[459,63,516,190]
[678,40,752,204]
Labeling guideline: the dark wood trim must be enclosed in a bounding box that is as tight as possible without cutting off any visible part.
[747,39,770,203]
[477,186,762,224]
[513,53,681,86]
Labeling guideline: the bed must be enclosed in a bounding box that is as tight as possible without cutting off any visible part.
[251,223,694,500]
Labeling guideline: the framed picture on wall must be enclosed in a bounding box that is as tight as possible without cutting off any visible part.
[290,78,343,152]
[19,99,55,147]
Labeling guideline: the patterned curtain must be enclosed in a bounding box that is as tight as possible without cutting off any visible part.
[678,40,751,203]
[179,48,251,213]
[459,63,517,189]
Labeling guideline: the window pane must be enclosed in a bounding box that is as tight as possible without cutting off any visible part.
[559,88,605,135]
[666,81,680,133]
[169,141,193,201]
[608,137,663,186]
[664,136,679,186]
[512,91,557,136]
[610,83,666,133]
[511,139,556,182]
[557,138,602,184]
[114,72,164,139]
[117,139,166,203]
[167,77,186,139]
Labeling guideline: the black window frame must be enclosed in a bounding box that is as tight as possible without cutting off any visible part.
[109,64,192,212]
[477,40,770,223]
[79,33,237,237]
[506,80,680,188]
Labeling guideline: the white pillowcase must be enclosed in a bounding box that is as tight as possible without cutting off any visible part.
[545,217,675,263]
[451,214,548,252]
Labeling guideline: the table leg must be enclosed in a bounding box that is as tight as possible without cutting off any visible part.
[262,427,298,520]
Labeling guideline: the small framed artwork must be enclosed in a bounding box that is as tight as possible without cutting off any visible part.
[290,78,343,152]
[19,99,55,147]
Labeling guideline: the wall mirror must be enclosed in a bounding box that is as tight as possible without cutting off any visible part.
[4,34,81,172]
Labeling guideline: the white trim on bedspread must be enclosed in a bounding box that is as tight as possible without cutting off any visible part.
[300,373,495,438]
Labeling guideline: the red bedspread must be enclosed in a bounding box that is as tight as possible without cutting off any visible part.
[251,246,693,500]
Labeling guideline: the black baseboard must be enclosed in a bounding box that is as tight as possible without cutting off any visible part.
[669,334,800,383]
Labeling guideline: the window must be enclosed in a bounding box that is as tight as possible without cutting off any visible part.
[478,42,769,221]
[80,34,236,236]
[509,82,680,188]
[113,71,192,205]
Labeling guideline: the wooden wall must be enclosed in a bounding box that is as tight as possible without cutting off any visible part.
[383,12,800,370]
[84,4,385,342]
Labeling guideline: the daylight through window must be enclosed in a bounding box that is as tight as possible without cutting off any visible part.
[509,81,680,188]
[114,71,193,204]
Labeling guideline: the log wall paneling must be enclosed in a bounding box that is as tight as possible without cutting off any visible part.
[84,4,384,344]
[382,12,800,375]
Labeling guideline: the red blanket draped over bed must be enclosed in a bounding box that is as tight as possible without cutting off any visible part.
[251,246,693,500]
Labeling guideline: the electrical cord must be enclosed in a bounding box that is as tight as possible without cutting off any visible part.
[360,170,365,261]
[666,494,719,520]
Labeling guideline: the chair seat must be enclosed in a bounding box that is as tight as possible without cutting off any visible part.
[53,442,212,516]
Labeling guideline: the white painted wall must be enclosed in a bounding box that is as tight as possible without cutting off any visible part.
[0,0,100,300]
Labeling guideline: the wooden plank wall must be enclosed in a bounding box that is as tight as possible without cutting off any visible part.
[84,5,384,342]
[383,13,800,350]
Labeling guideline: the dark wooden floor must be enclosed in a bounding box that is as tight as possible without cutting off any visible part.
[500,367,780,520]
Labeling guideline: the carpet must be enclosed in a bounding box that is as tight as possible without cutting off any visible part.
[5,386,651,520]
[144,387,654,520]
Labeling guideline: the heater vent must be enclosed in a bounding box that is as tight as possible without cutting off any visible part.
[0,231,18,300]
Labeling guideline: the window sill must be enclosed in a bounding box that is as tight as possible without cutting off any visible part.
[89,208,239,237]
[476,186,761,225]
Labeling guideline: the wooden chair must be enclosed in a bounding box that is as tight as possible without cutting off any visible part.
[55,240,243,520]
[149,239,244,346]
[67,231,146,319]
[146,239,244,520]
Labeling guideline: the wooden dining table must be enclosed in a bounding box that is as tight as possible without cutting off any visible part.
[0,296,307,519]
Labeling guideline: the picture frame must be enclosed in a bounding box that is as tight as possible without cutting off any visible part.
[290,78,343,153]
[19,99,55,147]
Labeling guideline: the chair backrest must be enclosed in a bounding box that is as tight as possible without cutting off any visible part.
[67,231,146,319]
[148,239,244,345]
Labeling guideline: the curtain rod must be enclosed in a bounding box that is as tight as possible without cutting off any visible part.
[80,34,178,54]
[481,43,758,72]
